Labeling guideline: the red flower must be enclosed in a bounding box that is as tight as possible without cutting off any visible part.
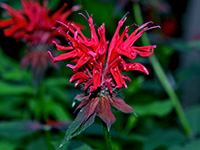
[0,0,81,82]
[48,13,159,137]
[0,0,81,45]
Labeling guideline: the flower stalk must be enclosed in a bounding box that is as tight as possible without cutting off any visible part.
[133,2,192,137]
[102,121,113,150]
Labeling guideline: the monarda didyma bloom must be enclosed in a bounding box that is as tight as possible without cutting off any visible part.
[0,0,81,82]
[48,12,160,140]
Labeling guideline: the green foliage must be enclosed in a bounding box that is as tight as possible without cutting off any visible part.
[0,121,43,139]
[185,105,200,135]
[133,100,173,117]
[169,140,200,150]
[0,141,16,150]
[54,141,92,150]
[0,0,200,149]
[144,128,187,150]
[48,0,60,10]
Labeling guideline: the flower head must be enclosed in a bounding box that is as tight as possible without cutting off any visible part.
[0,0,81,82]
[49,13,160,138]
[0,0,81,45]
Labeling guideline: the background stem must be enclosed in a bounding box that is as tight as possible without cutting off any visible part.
[132,2,192,137]
[102,121,113,150]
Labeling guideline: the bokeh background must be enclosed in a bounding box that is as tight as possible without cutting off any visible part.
[0,0,200,150]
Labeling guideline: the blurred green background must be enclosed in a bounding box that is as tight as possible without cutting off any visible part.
[0,0,200,150]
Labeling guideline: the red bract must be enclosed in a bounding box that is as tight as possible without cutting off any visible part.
[49,13,159,134]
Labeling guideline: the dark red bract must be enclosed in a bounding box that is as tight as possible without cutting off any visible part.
[49,13,159,131]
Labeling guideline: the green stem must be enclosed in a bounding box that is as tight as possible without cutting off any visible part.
[35,83,47,121]
[102,121,113,150]
[35,83,53,150]
[133,2,192,137]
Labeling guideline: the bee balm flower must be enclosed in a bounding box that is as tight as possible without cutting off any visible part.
[0,0,81,82]
[49,13,160,139]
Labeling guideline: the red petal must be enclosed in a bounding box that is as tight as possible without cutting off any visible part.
[0,19,14,28]
[48,50,78,62]
[123,21,153,48]
[110,66,126,88]
[88,16,99,45]
[105,81,113,94]
[74,54,90,70]
[53,41,74,50]
[122,75,131,81]
[125,63,149,75]
[131,45,155,57]
[84,79,93,90]
[69,72,89,83]
[75,79,86,87]
[93,68,101,89]
[51,3,67,20]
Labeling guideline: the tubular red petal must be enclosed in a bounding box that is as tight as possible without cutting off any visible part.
[107,19,126,65]
[0,19,14,28]
[4,25,24,36]
[105,81,113,94]
[53,41,74,50]
[123,21,152,48]
[69,72,89,83]
[48,50,78,62]
[74,54,90,70]
[84,79,93,90]
[88,16,99,45]
[126,63,149,75]
[130,45,155,57]
[51,3,67,20]
[122,75,131,81]
[75,79,86,87]
[110,66,124,88]
[93,68,101,89]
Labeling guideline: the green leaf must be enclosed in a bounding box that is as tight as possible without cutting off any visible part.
[0,121,43,139]
[0,81,33,95]
[185,105,200,135]
[132,100,173,117]
[0,141,16,150]
[48,0,61,11]
[144,128,186,150]
[45,77,71,87]
[54,141,92,150]
[2,68,30,81]
[0,97,22,118]
[169,139,200,150]
[176,63,200,84]
[170,40,200,52]
[0,48,17,73]
[47,87,71,103]
[125,76,144,95]
[62,106,96,142]
[26,137,49,150]
[46,99,72,120]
